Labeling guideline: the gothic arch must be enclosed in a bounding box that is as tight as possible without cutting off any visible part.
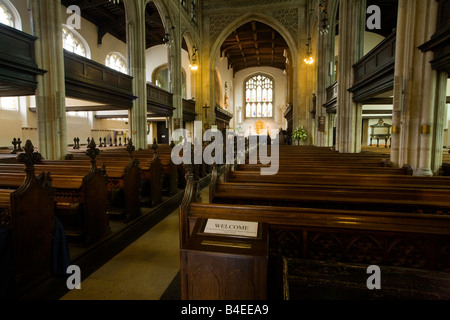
[209,12,299,123]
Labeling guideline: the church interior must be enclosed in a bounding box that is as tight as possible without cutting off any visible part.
[0,0,450,301]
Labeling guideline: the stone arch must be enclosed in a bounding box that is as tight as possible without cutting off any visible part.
[208,13,299,120]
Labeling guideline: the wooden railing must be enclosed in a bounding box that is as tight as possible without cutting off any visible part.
[349,32,396,103]
[0,24,45,97]
[182,98,197,121]
[146,83,175,116]
[64,50,135,109]
[323,81,338,114]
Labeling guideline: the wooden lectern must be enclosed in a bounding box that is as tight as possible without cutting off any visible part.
[180,218,268,300]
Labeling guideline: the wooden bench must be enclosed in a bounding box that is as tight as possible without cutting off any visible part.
[210,177,450,215]
[225,170,450,189]
[38,140,142,221]
[67,140,174,207]
[0,141,56,296]
[179,171,450,300]
[0,140,110,247]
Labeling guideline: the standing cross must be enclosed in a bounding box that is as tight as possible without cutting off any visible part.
[203,104,209,119]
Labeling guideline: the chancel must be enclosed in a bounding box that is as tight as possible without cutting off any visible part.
[0,0,449,302]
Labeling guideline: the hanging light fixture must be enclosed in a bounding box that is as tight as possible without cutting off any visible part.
[109,0,120,4]
[189,47,198,70]
[304,37,314,65]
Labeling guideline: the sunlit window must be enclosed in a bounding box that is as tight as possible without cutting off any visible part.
[62,27,87,57]
[67,111,88,118]
[245,75,273,118]
[105,53,127,74]
[0,3,13,27]
[0,96,18,111]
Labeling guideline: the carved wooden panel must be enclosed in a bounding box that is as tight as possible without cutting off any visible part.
[0,24,45,97]
[64,50,135,109]
[349,32,396,103]
[269,226,450,272]
[181,221,268,300]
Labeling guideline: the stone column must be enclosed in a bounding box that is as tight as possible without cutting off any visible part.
[336,0,365,153]
[31,0,66,160]
[391,0,438,176]
[125,0,147,150]
[170,20,183,132]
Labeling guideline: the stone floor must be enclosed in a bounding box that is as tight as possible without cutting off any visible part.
[60,187,209,300]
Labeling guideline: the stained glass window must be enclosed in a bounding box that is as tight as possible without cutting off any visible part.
[245,75,273,118]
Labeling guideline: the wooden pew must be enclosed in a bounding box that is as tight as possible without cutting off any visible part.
[39,140,142,221]
[225,170,450,189]
[210,179,450,214]
[0,140,110,247]
[0,141,56,296]
[67,140,169,207]
[179,170,450,300]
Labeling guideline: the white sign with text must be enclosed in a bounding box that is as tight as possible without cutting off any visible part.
[204,219,259,238]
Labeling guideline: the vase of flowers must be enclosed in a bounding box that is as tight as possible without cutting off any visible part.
[292,127,308,145]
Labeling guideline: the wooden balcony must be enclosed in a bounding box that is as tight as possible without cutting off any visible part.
[349,32,396,103]
[146,83,175,117]
[0,24,45,97]
[64,50,135,109]
[183,99,197,121]
[419,0,450,74]
[323,81,338,114]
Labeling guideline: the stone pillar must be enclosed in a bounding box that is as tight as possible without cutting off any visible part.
[336,0,365,153]
[391,0,438,176]
[431,72,448,173]
[170,21,183,132]
[125,0,147,150]
[31,0,66,160]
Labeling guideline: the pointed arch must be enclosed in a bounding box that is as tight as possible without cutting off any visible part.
[209,13,298,121]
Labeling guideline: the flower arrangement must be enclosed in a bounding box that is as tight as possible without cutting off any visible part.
[292,126,308,142]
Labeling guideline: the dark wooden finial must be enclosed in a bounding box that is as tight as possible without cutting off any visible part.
[126,138,135,158]
[85,138,99,165]
[10,137,18,154]
[17,138,23,151]
[17,140,41,173]
[151,138,158,153]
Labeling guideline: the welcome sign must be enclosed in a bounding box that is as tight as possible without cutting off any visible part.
[204,219,259,238]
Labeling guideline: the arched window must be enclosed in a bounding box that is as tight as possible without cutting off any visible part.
[105,53,127,74]
[0,0,21,30]
[0,96,19,111]
[0,3,13,27]
[62,26,89,57]
[245,74,273,118]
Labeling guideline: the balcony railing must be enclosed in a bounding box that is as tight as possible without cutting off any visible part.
[182,99,196,121]
[64,50,135,109]
[146,83,174,116]
[323,81,338,114]
[0,23,45,96]
[349,32,396,103]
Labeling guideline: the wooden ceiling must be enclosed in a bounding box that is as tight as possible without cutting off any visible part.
[220,21,290,74]
[61,0,166,49]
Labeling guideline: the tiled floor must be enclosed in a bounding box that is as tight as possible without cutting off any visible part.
[60,187,209,300]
